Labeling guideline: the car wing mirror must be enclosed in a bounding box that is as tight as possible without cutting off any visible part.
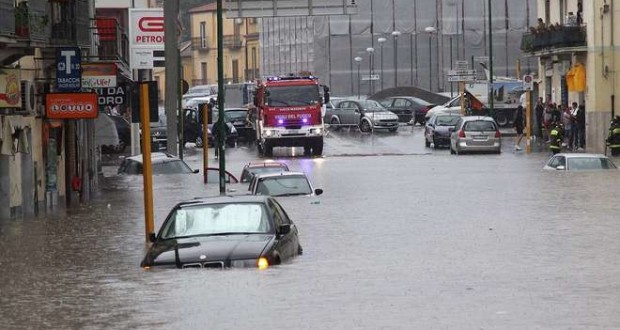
[148,233,157,243]
[556,165,566,171]
[193,169,199,174]
[279,224,291,236]
[314,188,323,196]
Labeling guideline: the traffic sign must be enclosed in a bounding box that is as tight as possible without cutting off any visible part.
[455,60,468,70]
[523,74,534,91]
[361,74,380,81]
[474,56,490,62]
[447,75,476,82]
[448,69,476,76]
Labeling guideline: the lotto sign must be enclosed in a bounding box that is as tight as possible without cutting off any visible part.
[46,93,98,119]
[523,75,534,91]
[56,47,82,91]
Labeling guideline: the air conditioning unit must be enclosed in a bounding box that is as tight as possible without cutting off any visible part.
[20,80,36,114]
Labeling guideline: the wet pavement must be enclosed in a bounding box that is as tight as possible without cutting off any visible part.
[2,126,620,329]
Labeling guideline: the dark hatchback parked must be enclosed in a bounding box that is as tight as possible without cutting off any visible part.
[140,195,302,269]
[379,96,434,125]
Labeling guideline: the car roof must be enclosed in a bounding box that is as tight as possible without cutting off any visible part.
[182,195,270,207]
[258,171,307,179]
[552,153,610,159]
[124,152,181,164]
[254,171,307,179]
[244,162,288,169]
[460,116,495,121]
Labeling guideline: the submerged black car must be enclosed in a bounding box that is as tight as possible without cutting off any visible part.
[140,195,302,269]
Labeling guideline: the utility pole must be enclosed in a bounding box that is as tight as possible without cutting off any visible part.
[488,0,494,113]
[217,0,226,195]
[164,0,179,156]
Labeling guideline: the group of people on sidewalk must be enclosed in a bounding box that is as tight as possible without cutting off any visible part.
[513,97,586,151]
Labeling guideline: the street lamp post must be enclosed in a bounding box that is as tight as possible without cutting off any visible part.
[366,47,375,96]
[424,26,436,92]
[354,56,362,99]
[377,37,386,91]
[391,30,401,88]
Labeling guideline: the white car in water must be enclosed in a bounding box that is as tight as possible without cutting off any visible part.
[543,153,617,171]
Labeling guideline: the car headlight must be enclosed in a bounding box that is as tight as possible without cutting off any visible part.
[207,128,212,134]
[310,128,323,135]
[263,130,273,137]
[231,258,268,269]
[230,126,237,134]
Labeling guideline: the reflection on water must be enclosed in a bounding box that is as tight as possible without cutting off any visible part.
[2,137,620,329]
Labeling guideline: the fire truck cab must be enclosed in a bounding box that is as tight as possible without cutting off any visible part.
[252,75,329,157]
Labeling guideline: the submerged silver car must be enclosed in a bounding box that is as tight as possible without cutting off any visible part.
[328,99,399,133]
[543,153,617,171]
[450,116,501,155]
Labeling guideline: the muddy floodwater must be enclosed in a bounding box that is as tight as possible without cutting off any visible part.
[2,129,620,329]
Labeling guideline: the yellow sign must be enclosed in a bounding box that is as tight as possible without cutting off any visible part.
[0,68,21,108]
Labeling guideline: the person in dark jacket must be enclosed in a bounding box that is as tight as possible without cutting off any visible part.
[576,104,586,149]
[514,105,525,151]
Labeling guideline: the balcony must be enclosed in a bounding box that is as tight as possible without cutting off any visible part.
[92,17,129,66]
[14,0,51,44]
[521,25,586,53]
[222,35,243,49]
[0,0,15,39]
[50,0,91,47]
[191,37,209,51]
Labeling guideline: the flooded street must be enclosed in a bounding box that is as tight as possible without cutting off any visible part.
[2,127,620,329]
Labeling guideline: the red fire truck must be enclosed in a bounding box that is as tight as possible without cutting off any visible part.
[251,75,329,157]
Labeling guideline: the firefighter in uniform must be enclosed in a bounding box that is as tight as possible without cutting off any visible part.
[607,116,620,156]
[549,121,564,155]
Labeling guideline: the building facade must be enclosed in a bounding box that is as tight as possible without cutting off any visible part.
[523,0,618,153]
[188,3,260,87]
[260,0,537,96]
[0,0,135,219]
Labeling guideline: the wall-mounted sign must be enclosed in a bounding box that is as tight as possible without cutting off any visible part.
[56,47,82,92]
[129,8,164,70]
[82,63,117,88]
[46,93,98,119]
[0,68,21,108]
[93,84,127,106]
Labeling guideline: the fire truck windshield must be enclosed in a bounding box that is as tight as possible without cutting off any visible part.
[266,85,320,106]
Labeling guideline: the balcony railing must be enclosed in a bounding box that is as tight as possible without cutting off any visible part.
[14,0,51,42]
[521,25,586,53]
[222,35,243,49]
[92,17,129,65]
[50,0,91,47]
[191,37,209,51]
[0,0,15,37]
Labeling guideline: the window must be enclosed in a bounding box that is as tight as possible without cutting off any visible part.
[393,98,408,107]
[201,62,207,81]
[232,59,239,83]
[463,120,496,132]
[199,21,207,48]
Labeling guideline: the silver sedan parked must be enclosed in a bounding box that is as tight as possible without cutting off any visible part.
[450,116,501,155]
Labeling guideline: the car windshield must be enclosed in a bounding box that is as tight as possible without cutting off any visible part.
[225,110,247,121]
[266,85,320,106]
[256,176,312,196]
[160,203,272,239]
[152,160,193,175]
[436,116,460,126]
[464,120,496,131]
[567,157,617,170]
